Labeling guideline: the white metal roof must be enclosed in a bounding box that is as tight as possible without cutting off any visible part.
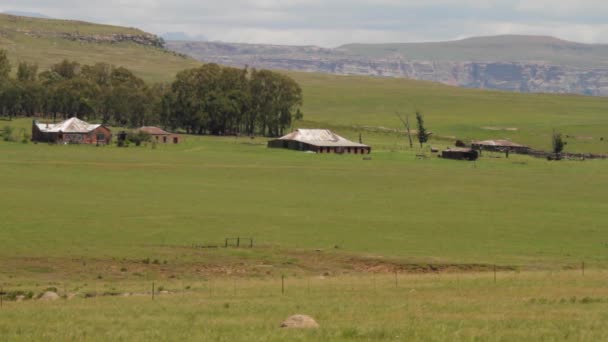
[35,117,102,133]
[276,129,369,147]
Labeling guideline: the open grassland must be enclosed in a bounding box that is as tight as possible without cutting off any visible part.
[2,120,608,340]
[1,118,607,273]
[289,72,608,154]
[1,271,608,341]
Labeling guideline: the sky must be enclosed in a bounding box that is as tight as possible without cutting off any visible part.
[2,0,608,47]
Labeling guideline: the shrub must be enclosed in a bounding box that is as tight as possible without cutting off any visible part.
[127,131,151,147]
[2,126,14,142]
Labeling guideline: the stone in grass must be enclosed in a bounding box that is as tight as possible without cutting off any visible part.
[39,291,60,301]
[280,315,319,329]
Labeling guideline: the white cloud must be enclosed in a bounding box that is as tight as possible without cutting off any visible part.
[3,0,608,46]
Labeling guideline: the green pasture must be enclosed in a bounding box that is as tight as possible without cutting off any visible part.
[1,271,608,341]
[1,119,607,276]
[290,72,608,154]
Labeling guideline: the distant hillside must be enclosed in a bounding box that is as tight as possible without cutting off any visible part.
[2,11,51,19]
[339,35,608,68]
[0,14,200,82]
[168,36,608,96]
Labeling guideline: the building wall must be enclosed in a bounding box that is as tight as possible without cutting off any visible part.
[151,134,181,144]
[32,125,112,145]
[268,139,371,154]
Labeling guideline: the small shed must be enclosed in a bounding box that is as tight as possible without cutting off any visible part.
[32,118,112,145]
[472,139,529,153]
[441,147,479,161]
[136,126,181,144]
[268,129,371,154]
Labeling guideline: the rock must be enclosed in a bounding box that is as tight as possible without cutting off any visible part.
[15,295,25,302]
[39,291,60,301]
[159,290,169,295]
[280,315,319,329]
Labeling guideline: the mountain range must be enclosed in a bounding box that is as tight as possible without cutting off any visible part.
[167,36,608,96]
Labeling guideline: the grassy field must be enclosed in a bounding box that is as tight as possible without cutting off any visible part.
[1,119,608,339]
[2,15,608,340]
[1,271,608,340]
[1,119,607,270]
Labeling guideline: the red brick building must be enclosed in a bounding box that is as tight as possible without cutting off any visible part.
[32,118,112,145]
[136,126,181,144]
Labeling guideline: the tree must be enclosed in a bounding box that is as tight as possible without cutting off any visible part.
[552,130,565,157]
[0,50,10,82]
[415,110,431,148]
[17,62,38,83]
[51,60,80,79]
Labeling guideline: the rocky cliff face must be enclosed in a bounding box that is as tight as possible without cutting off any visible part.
[11,28,165,48]
[167,41,608,96]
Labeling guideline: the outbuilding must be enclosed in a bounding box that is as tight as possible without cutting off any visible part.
[136,126,181,144]
[268,129,371,154]
[441,147,479,161]
[32,117,112,145]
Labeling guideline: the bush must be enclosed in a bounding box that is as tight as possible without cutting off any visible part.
[2,126,14,142]
[127,131,151,147]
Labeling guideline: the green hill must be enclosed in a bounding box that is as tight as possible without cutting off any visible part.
[0,14,199,82]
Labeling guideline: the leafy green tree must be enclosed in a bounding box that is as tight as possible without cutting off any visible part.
[415,110,431,148]
[51,60,80,79]
[0,50,10,82]
[17,62,38,83]
[552,130,565,157]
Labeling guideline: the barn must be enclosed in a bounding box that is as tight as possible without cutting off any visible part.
[268,129,371,154]
[136,126,181,144]
[472,139,529,153]
[32,118,112,145]
[441,147,479,161]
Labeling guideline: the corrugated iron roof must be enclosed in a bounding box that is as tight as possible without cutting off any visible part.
[276,129,369,147]
[137,126,172,135]
[472,139,527,148]
[35,117,101,133]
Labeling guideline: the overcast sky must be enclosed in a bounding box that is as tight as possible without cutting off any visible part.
[2,0,608,47]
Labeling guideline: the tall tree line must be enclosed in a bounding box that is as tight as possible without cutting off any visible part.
[0,50,303,136]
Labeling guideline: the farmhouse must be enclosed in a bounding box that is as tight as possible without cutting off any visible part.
[32,117,112,145]
[136,126,181,144]
[441,147,479,161]
[268,129,371,154]
[472,139,529,153]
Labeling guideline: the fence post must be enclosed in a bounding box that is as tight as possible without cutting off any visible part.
[582,261,585,276]
[152,282,155,300]
[494,265,497,283]
[394,270,398,288]
[1,287,3,308]
[225,239,228,248]
[281,275,285,295]
[237,237,240,248]
[250,239,253,248]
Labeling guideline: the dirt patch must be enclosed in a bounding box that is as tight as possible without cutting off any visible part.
[482,126,519,131]
[348,257,517,274]
[38,291,60,301]
[280,315,319,329]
